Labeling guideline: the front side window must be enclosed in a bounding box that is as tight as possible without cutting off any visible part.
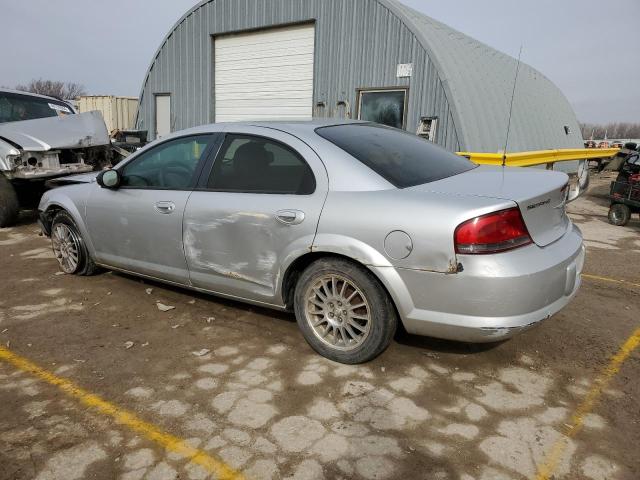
[357,89,407,129]
[207,134,315,194]
[121,135,213,189]
[316,123,476,188]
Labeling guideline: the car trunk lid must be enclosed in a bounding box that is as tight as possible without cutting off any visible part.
[410,165,570,247]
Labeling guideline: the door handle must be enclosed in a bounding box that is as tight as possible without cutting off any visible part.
[275,209,305,225]
[154,201,176,214]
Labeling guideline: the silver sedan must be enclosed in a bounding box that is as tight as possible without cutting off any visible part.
[38,120,584,363]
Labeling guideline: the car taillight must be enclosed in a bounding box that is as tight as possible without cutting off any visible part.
[454,207,532,254]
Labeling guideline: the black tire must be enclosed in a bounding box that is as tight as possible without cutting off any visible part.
[294,257,397,364]
[50,210,99,275]
[608,203,631,226]
[0,174,19,228]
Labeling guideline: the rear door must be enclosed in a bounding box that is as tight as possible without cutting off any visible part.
[86,134,219,283]
[183,126,328,305]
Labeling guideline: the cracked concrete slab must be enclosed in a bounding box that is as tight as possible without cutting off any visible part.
[0,183,639,480]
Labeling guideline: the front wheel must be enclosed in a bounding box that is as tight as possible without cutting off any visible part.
[294,258,397,364]
[50,211,98,275]
[0,174,19,228]
[608,203,631,226]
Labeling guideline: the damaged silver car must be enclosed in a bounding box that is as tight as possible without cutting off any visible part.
[0,88,114,227]
[38,121,584,364]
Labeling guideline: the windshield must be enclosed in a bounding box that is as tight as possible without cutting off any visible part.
[0,91,74,124]
[316,123,476,188]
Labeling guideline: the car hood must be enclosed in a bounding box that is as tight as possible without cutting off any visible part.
[0,111,109,152]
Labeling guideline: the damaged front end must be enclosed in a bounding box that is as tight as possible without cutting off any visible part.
[0,111,112,180]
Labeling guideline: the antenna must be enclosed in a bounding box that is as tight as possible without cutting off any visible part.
[502,45,523,167]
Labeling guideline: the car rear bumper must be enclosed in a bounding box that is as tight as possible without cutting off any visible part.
[385,224,584,342]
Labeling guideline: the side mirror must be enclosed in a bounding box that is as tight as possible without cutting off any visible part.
[97,169,121,189]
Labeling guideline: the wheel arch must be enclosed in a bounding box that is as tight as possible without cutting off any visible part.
[40,196,97,257]
[40,202,66,235]
[280,249,415,325]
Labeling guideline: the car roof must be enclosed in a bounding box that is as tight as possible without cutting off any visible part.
[135,119,395,192]
[174,118,371,141]
[0,87,71,104]
[239,118,368,133]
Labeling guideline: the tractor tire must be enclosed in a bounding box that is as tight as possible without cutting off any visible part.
[608,203,631,226]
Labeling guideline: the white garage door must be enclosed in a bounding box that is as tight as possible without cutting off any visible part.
[214,24,315,122]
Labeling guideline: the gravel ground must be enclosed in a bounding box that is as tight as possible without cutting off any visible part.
[0,173,638,480]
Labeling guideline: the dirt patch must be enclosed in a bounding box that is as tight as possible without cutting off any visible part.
[0,196,638,480]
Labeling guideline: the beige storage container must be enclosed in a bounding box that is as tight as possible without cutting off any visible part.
[77,96,138,133]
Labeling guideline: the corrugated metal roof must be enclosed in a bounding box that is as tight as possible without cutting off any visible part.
[137,0,582,153]
[382,0,582,152]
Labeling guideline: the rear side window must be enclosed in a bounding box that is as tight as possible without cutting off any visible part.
[316,123,476,188]
[207,134,316,194]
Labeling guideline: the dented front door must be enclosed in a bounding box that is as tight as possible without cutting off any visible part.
[183,126,328,306]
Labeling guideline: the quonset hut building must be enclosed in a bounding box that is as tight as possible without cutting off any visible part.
[136,0,582,154]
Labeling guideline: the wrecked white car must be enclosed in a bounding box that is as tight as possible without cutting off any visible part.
[0,88,114,227]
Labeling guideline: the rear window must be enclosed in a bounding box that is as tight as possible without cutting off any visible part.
[316,123,476,188]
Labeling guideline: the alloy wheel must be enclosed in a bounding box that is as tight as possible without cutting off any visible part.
[304,274,372,351]
[51,223,81,273]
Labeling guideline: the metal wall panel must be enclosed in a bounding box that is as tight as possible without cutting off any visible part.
[137,0,460,150]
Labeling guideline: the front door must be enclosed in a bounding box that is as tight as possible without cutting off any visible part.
[86,134,218,284]
[183,126,328,306]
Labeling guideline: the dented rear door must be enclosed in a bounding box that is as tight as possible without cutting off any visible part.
[183,126,328,306]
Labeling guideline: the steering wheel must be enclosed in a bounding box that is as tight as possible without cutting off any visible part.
[159,163,193,188]
[124,174,151,186]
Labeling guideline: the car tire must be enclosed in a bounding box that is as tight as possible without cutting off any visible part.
[294,257,397,364]
[50,210,99,275]
[608,203,631,226]
[0,174,19,228]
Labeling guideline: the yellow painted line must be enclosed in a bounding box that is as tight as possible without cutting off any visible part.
[582,273,640,289]
[534,328,640,480]
[0,345,244,480]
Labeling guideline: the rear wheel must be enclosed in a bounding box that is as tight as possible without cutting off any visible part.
[50,211,98,275]
[0,174,19,228]
[294,258,397,364]
[608,203,631,226]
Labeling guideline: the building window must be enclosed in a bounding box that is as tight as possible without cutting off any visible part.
[357,88,407,129]
[417,116,438,142]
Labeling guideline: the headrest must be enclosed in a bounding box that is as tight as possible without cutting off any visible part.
[233,142,273,172]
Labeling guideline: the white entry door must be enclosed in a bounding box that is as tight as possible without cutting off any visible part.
[214,24,315,122]
[155,94,171,138]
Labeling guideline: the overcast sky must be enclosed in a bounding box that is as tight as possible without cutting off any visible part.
[2,0,638,124]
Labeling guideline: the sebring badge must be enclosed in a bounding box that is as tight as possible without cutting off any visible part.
[527,198,551,210]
